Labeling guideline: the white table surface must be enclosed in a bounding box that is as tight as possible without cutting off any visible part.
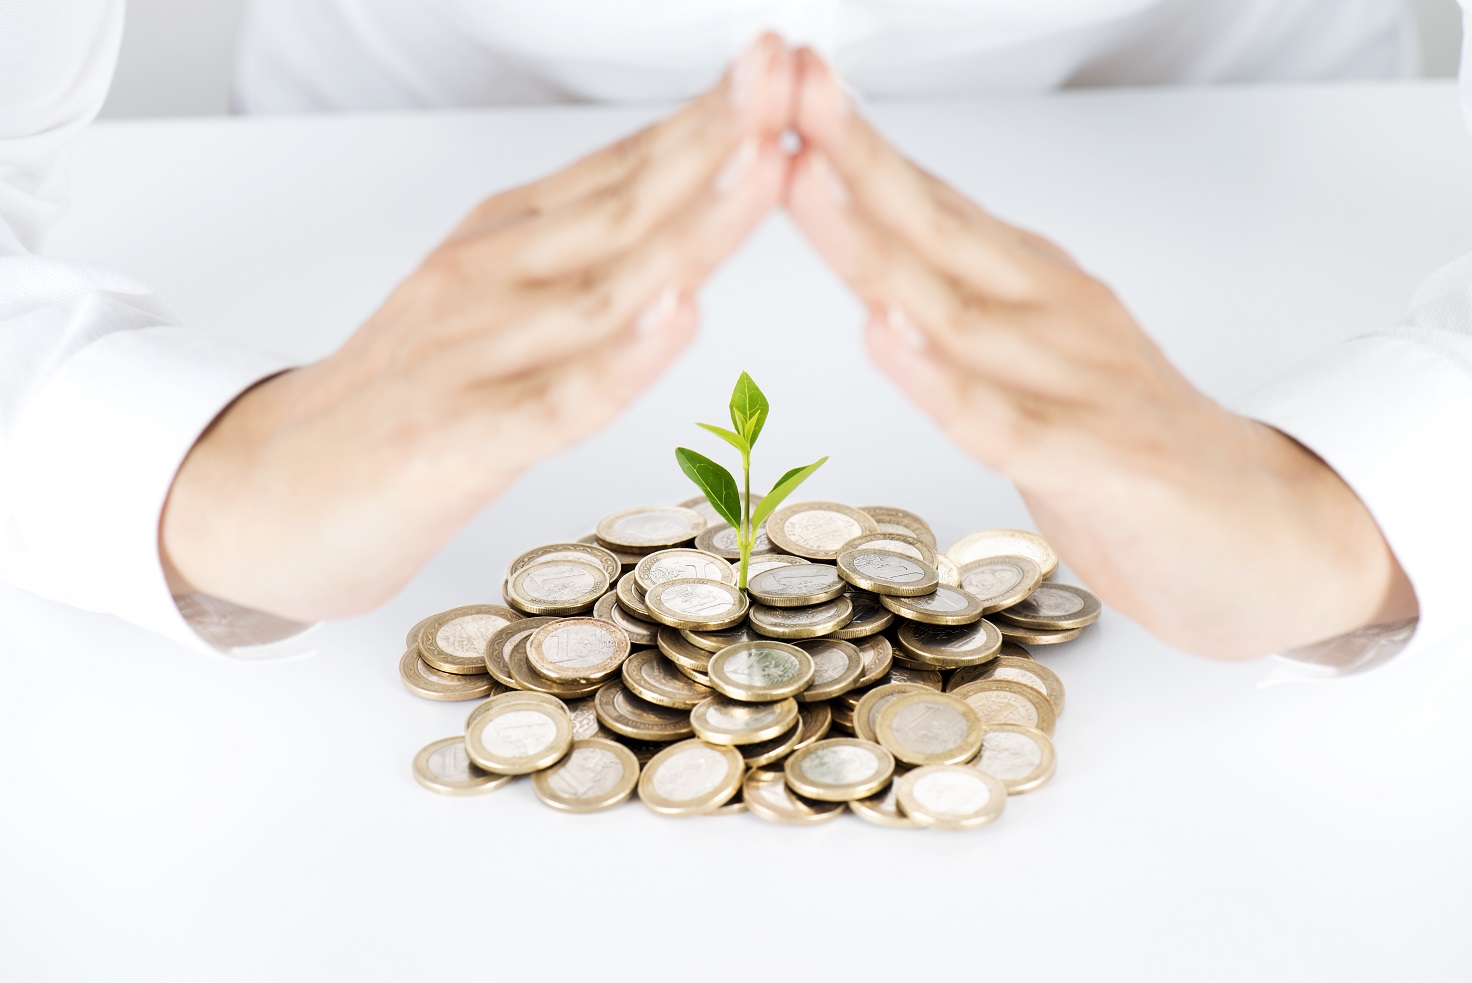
[6,82,1472,982]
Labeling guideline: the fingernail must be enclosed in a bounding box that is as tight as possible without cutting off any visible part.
[637,288,679,336]
[714,137,759,195]
[728,40,767,109]
[810,153,849,207]
[887,304,926,351]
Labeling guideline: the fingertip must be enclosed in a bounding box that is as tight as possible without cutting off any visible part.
[793,48,847,150]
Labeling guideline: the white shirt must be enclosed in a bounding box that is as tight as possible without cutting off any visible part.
[1,0,1466,666]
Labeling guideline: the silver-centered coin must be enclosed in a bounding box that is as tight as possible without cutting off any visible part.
[896,619,1004,669]
[593,590,660,647]
[839,531,938,567]
[634,548,737,593]
[879,585,985,626]
[679,623,762,654]
[849,771,922,829]
[531,738,640,813]
[783,738,895,802]
[746,554,810,579]
[680,494,762,530]
[738,721,804,769]
[852,682,933,743]
[509,541,622,584]
[949,679,1058,736]
[832,590,895,640]
[412,736,513,796]
[399,649,495,702]
[597,506,706,552]
[852,635,896,688]
[706,641,815,702]
[874,691,984,767]
[418,604,523,674]
[995,622,1084,646]
[859,506,937,548]
[485,617,559,688]
[505,560,609,616]
[969,723,1057,795]
[957,554,1044,614]
[464,700,573,775]
[948,656,1066,714]
[946,529,1059,580]
[745,563,846,608]
[748,595,854,640]
[765,501,879,560]
[644,578,748,631]
[507,634,603,698]
[743,765,844,825]
[656,626,716,672]
[526,617,631,683]
[689,695,799,746]
[836,549,940,597]
[693,523,779,560]
[621,648,714,709]
[995,583,1102,630]
[794,638,864,702]
[615,570,653,620]
[637,739,744,816]
[895,765,1008,830]
[593,680,695,741]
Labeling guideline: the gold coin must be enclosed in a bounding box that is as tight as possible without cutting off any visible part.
[509,541,622,584]
[743,765,844,825]
[636,739,743,816]
[746,562,847,608]
[874,691,984,767]
[531,738,640,813]
[707,641,814,702]
[969,723,1056,795]
[739,721,804,768]
[830,702,855,734]
[412,736,513,796]
[935,554,962,587]
[484,617,558,687]
[596,506,706,552]
[634,548,737,593]
[644,578,748,631]
[858,506,937,548]
[948,656,1065,714]
[616,570,653,620]
[836,549,940,597]
[406,614,435,649]
[765,501,879,560]
[882,666,944,690]
[839,531,938,567]
[852,635,895,688]
[621,649,714,709]
[995,622,1084,646]
[675,663,713,687]
[525,617,631,683]
[995,583,1102,631]
[895,765,1007,830]
[656,626,715,673]
[895,619,1003,669]
[949,679,1057,736]
[563,696,617,741]
[1001,641,1034,660]
[593,590,660,647]
[792,701,833,753]
[418,604,523,674]
[783,738,895,802]
[399,649,495,702]
[946,529,1058,580]
[852,682,933,743]
[689,695,799,745]
[879,585,985,626]
[505,560,609,616]
[679,623,762,653]
[832,590,894,640]
[849,771,921,829]
[593,680,695,741]
[507,633,603,698]
[794,638,863,702]
[464,699,572,775]
[748,595,854,640]
[956,555,1044,614]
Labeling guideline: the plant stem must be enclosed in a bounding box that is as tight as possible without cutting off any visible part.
[739,448,752,590]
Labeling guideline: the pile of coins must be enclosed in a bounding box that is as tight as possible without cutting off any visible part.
[403,497,1099,829]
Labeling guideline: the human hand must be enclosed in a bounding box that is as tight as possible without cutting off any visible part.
[785,49,1416,659]
[160,35,796,622]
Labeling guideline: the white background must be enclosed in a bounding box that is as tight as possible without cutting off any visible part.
[101,0,1466,118]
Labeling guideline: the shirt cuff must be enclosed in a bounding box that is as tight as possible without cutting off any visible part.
[0,325,309,655]
[1235,333,1472,676]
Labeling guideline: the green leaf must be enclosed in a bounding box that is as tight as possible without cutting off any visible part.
[674,448,742,530]
[729,371,770,448]
[696,422,748,455]
[750,456,828,529]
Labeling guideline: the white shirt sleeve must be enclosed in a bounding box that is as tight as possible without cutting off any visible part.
[0,0,303,653]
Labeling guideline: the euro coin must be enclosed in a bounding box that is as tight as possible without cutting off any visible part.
[832,590,894,640]
[795,638,863,702]
[995,622,1084,646]
[465,688,559,733]
[418,604,523,674]
[406,614,435,649]
[412,736,513,796]
[743,765,844,825]
[739,721,803,768]
[766,501,879,560]
[852,635,895,688]
[895,619,1003,669]
[792,701,833,753]
[562,696,616,741]
[636,739,743,816]
[874,691,984,767]
[593,680,695,741]
[995,583,1102,631]
[882,666,944,690]
[399,649,495,702]
[859,506,937,548]
[969,723,1056,795]
[836,549,940,597]
[507,634,603,698]
[578,533,643,571]
[839,531,938,567]
[746,554,810,579]
[748,595,854,639]
[852,682,933,743]
[783,738,895,802]
[746,562,846,608]
[525,617,631,683]
[949,679,1057,736]
[681,494,762,529]
[464,699,572,775]
[505,560,608,616]
[693,523,778,560]
[946,529,1059,580]
[616,570,653,620]
[956,555,1044,614]
[689,695,799,745]
[621,649,713,709]
[895,765,1007,830]
[593,590,660,647]
[509,541,622,584]
[849,772,921,829]
[644,578,748,631]
[679,623,761,653]
[485,617,558,688]
[597,506,705,552]
[656,626,715,673]
[707,641,814,702]
[879,585,985,626]
[634,548,737,592]
[948,656,1065,714]
[935,554,962,587]
[531,738,639,813]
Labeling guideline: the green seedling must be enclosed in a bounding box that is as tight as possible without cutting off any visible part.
[675,371,827,590]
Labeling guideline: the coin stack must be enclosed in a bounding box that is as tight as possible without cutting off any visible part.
[404,498,1099,829]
